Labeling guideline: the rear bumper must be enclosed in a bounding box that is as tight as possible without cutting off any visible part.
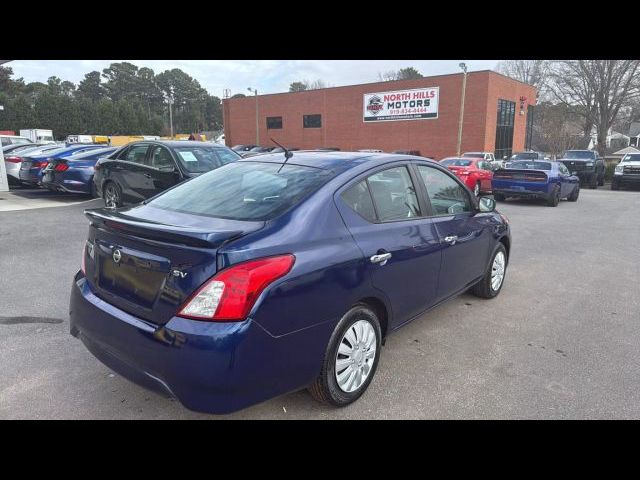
[492,180,550,199]
[69,273,332,414]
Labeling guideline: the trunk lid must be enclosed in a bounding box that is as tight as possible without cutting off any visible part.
[83,205,264,325]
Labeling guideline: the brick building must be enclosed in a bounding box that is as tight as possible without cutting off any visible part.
[222,70,537,160]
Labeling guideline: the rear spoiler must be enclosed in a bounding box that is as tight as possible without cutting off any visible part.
[84,208,245,249]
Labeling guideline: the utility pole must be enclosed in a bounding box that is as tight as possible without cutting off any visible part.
[456,62,468,157]
[247,87,259,145]
[168,86,174,138]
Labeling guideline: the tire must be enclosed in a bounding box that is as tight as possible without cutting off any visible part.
[471,243,507,299]
[611,180,619,191]
[308,305,382,407]
[103,181,122,208]
[494,193,505,202]
[473,181,480,197]
[546,185,560,207]
[567,184,580,202]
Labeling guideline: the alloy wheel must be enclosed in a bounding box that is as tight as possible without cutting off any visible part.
[105,184,119,208]
[334,319,377,393]
[474,182,480,196]
[491,251,506,291]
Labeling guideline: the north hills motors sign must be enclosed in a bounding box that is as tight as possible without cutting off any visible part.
[363,87,439,122]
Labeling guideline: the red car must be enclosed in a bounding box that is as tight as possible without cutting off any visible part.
[440,157,493,196]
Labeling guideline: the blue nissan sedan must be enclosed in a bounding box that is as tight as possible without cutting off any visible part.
[70,151,511,413]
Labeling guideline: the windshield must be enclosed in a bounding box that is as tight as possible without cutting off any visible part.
[563,151,595,159]
[511,152,538,160]
[509,161,552,170]
[441,159,473,167]
[173,146,240,173]
[149,161,335,221]
[621,153,640,162]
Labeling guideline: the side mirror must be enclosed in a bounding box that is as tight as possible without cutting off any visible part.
[478,196,496,213]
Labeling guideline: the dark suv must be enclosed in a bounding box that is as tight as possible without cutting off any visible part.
[558,150,605,188]
[94,141,240,207]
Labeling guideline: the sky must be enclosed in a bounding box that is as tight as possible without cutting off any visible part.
[8,60,499,97]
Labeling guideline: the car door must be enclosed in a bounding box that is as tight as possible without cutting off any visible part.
[335,163,443,327]
[415,164,493,302]
[557,162,577,197]
[144,145,183,198]
[118,143,152,203]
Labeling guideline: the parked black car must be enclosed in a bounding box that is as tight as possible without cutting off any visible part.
[94,141,241,207]
[558,150,605,188]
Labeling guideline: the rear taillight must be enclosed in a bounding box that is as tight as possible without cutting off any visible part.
[54,164,69,172]
[177,254,295,322]
[5,156,21,163]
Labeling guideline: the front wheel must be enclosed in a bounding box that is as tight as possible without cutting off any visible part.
[567,184,580,202]
[308,305,382,407]
[471,243,507,299]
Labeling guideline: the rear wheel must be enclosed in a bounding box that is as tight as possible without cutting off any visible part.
[103,181,122,208]
[308,305,381,407]
[547,185,560,207]
[471,243,507,299]
[567,184,580,202]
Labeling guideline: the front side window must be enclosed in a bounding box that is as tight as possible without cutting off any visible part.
[125,145,149,164]
[149,161,335,221]
[303,114,322,128]
[417,166,471,216]
[366,166,421,221]
[150,146,175,169]
[341,180,377,223]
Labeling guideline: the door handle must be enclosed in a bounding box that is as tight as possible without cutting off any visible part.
[370,253,392,265]
[443,235,458,245]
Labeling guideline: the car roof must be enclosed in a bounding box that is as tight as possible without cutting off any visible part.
[237,150,438,173]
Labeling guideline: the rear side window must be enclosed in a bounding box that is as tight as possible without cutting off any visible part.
[149,161,334,221]
[417,166,471,216]
[341,181,377,223]
[366,166,421,221]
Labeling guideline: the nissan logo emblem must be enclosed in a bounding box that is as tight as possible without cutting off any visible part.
[112,249,122,263]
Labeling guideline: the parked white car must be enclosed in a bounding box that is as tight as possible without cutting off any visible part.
[1,135,33,147]
[463,151,503,169]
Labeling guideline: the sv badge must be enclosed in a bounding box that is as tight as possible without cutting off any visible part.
[171,269,188,279]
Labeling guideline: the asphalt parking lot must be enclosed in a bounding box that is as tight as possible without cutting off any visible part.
[1,187,639,419]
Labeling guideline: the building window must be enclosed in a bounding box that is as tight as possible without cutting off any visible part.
[495,99,516,160]
[266,116,282,129]
[525,105,534,150]
[303,114,322,128]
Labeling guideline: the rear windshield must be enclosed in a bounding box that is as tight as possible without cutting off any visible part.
[441,159,473,167]
[149,161,335,221]
[173,146,240,173]
[67,147,117,160]
[509,161,552,170]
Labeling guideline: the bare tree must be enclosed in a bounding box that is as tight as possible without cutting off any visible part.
[548,60,640,155]
[377,67,423,82]
[288,79,327,91]
[497,60,549,97]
